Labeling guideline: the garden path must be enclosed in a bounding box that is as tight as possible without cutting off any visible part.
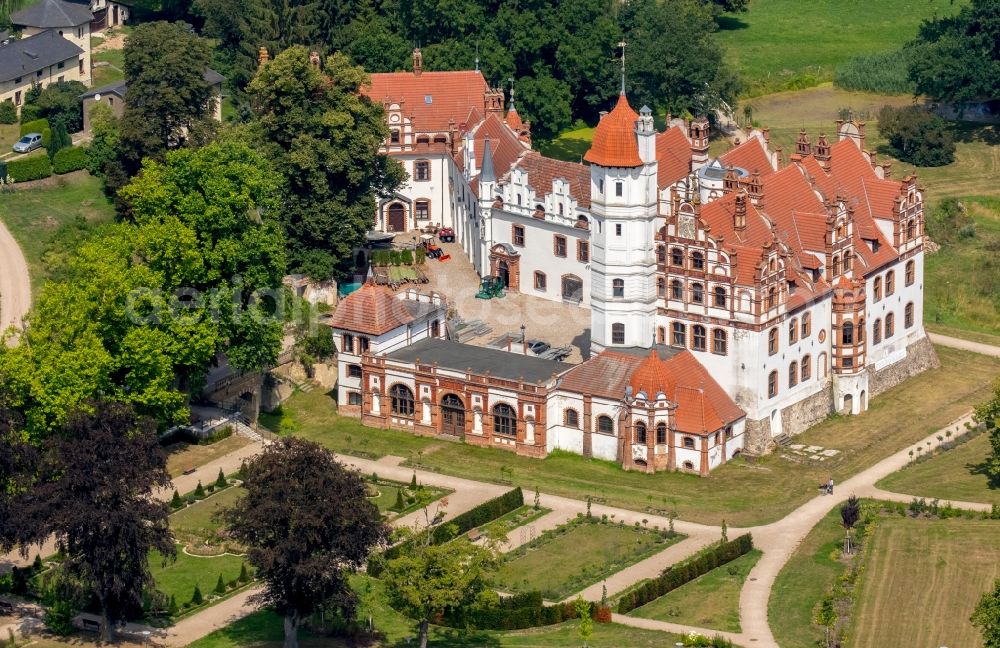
[0,218,30,346]
[927,331,1000,358]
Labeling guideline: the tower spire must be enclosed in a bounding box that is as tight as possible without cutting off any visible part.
[618,40,627,95]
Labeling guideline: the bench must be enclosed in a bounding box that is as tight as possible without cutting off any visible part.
[182,467,196,476]
[80,618,102,632]
[466,528,482,542]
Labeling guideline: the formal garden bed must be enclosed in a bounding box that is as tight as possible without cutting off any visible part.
[478,504,552,542]
[495,515,684,601]
[365,473,451,519]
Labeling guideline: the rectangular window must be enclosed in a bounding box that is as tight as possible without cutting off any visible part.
[611,323,625,344]
[553,235,567,257]
[57,75,64,83]
[615,223,622,236]
[615,182,623,197]
[534,271,546,291]
[342,334,354,354]
[577,240,589,262]
[414,160,430,181]
[415,200,430,220]
[57,61,64,70]
[512,224,525,247]
[390,129,400,144]
[14,91,21,106]
[359,337,370,353]
[671,322,686,347]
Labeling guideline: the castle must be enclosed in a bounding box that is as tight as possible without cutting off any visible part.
[327,50,937,474]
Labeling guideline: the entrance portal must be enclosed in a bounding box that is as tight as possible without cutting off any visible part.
[387,203,406,232]
[440,394,465,436]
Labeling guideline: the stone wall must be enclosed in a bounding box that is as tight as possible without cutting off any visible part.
[742,417,772,455]
[781,384,835,437]
[868,333,939,398]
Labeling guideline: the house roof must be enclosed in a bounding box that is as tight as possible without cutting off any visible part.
[385,338,570,384]
[365,69,489,133]
[0,29,82,83]
[505,103,523,130]
[78,68,224,100]
[719,136,775,178]
[468,113,529,185]
[326,283,434,337]
[655,125,691,189]
[584,93,642,168]
[514,151,592,209]
[11,0,92,28]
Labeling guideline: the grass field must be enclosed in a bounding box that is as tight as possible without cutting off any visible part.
[278,346,1000,526]
[877,433,1000,506]
[481,505,551,542]
[713,0,965,97]
[170,486,244,540]
[496,521,681,601]
[852,517,1000,647]
[164,435,252,478]
[150,547,245,605]
[92,49,125,87]
[768,505,845,648]
[0,172,115,291]
[629,549,761,633]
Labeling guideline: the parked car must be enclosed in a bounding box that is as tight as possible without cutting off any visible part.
[12,133,42,153]
[527,340,551,355]
[438,227,455,243]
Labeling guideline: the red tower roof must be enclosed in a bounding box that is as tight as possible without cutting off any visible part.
[583,94,643,168]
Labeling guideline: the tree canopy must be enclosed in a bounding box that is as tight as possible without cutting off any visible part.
[222,438,388,648]
[973,578,1000,648]
[21,81,88,133]
[248,47,404,279]
[907,0,1000,103]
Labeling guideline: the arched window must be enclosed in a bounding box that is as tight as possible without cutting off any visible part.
[907,220,916,240]
[843,250,853,271]
[612,278,625,298]
[767,286,778,310]
[597,415,614,434]
[788,361,798,388]
[683,436,695,449]
[564,409,579,428]
[905,260,915,286]
[885,313,894,338]
[712,329,727,355]
[801,355,811,381]
[873,277,882,302]
[873,319,882,344]
[713,286,727,307]
[905,302,914,328]
[671,280,684,300]
[768,370,778,398]
[819,352,828,378]
[390,384,415,416]
[833,255,841,276]
[635,421,647,444]
[691,282,704,303]
[886,270,895,296]
[671,322,686,347]
[656,422,667,445]
[692,325,707,351]
[671,247,684,266]
[789,318,798,344]
[691,251,705,270]
[802,312,812,337]
[657,277,666,298]
[493,403,517,436]
[611,323,625,345]
[768,328,778,355]
[842,321,854,345]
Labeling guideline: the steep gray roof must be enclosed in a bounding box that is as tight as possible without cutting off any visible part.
[0,30,83,83]
[79,69,224,100]
[12,0,92,28]
[480,137,495,183]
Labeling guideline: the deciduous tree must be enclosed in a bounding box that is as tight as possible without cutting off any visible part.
[975,379,1000,485]
[973,579,1000,648]
[840,495,860,554]
[221,438,388,648]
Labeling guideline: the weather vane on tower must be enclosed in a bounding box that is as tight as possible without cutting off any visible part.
[618,40,627,94]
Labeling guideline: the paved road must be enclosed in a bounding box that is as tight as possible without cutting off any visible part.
[0,218,30,345]
[927,331,1000,358]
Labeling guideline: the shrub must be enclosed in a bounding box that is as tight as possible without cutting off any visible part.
[170,490,183,509]
[214,574,226,594]
[415,247,426,264]
[43,598,77,635]
[239,563,250,583]
[47,123,70,160]
[7,155,52,182]
[191,584,203,605]
[41,127,51,149]
[194,481,205,498]
[834,49,916,94]
[168,594,178,616]
[52,146,88,174]
[0,101,16,124]
[393,489,405,511]
[215,468,227,489]
[20,118,49,136]
[877,105,955,167]
[401,249,413,265]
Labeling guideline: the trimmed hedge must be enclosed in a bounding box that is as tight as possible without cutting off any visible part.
[8,155,52,182]
[20,118,49,136]
[0,101,16,124]
[52,146,88,174]
[616,533,754,614]
[369,487,523,575]
[442,590,614,631]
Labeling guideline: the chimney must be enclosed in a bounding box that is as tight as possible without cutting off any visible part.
[734,192,747,231]
[795,130,811,157]
[258,46,269,66]
[761,126,770,144]
[309,51,321,70]
[747,169,763,207]
[815,132,831,168]
[722,165,739,195]
[412,47,423,76]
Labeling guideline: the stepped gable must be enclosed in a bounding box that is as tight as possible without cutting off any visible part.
[656,124,692,188]
[514,151,592,209]
[326,283,417,336]
[583,94,643,168]
[719,136,775,177]
[365,69,489,132]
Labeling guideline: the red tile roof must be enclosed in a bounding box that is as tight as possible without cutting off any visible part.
[656,125,691,189]
[719,137,775,178]
[584,94,643,168]
[365,70,489,132]
[505,105,523,130]
[472,114,529,181]
[558,350,644,400]
[664,352,744,435]
[514,151,592,209]
[326,283,416,336]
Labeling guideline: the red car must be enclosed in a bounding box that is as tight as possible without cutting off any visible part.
[438,227,455,243]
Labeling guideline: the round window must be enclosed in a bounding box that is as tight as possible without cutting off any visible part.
[818,329,826,343]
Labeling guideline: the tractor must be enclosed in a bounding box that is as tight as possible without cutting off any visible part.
[475,276,505,299]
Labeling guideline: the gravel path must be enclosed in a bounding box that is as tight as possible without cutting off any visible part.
[0,219,30,345]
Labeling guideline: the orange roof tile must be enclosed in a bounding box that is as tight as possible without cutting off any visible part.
[656,125,691,189]
[514,151,592,209]
[583,94,642,168]
[629,349,677,396]
[667,351,744,434]
[558,350,645,400]
[326,283,416,336]
[365,70,489,132]
[719,137,775,177]
[505,104,523,130]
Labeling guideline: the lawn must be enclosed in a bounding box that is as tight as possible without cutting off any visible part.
[629,549,761,633]
[712,0,965,97]
[281,346,1000,526]
[369,479,451,518]
[495,520,683,601]
[170,486,245,540]
[150,547,245,605]
[164,434,252,478]
[852,517,1000,647]
[767,504,845,648]
[877,433,1000,506]
[0,172,116,292]
[92,48,125,86]
[480,505,551,542]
